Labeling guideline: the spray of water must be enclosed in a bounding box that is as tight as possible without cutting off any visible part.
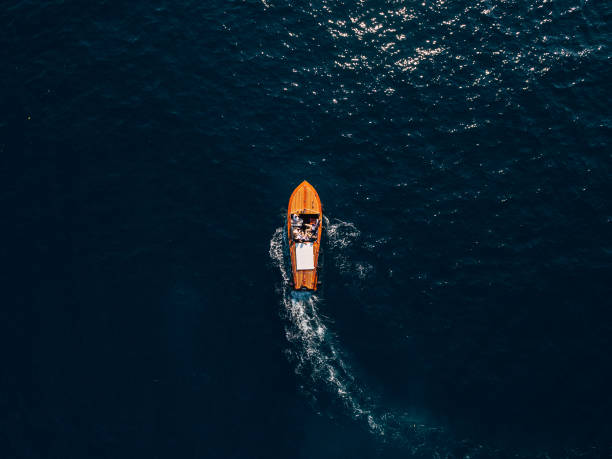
[268,218,481,456]
[269,221,386,434]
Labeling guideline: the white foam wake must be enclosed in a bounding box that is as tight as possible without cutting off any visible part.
[269,222,385,435]
[269,219,458,454]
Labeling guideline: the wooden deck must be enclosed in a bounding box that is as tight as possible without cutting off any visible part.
[287,180,322,290]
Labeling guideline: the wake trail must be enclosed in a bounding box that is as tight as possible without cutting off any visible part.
[269,218,483,457]
[270,218,566,458]
[269,223,384,434]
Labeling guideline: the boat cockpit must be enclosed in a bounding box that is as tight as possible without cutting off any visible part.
[290,212,320,243]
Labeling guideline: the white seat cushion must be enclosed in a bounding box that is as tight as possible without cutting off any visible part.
[295,243,315,270]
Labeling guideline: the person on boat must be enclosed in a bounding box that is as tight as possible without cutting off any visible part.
[296,227,310,242]
[304,228,315,242]
[292,227,301,241]
[291,213,303,227]
[303,220,318,240]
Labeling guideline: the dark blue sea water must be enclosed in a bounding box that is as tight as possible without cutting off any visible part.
[2,0,611,457]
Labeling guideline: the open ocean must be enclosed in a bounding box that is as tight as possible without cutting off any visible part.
[1,0,611,457]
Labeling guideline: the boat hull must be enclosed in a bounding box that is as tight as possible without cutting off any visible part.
[287,181,322,290]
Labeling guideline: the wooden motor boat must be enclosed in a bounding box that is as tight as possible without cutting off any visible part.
[287,180,323,290]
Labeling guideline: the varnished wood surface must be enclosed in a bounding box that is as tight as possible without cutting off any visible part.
[287,180,322,290]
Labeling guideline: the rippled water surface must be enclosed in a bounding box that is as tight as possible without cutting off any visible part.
[2,0,611,457]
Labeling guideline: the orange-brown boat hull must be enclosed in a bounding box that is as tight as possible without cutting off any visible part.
[287,181,323,290]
